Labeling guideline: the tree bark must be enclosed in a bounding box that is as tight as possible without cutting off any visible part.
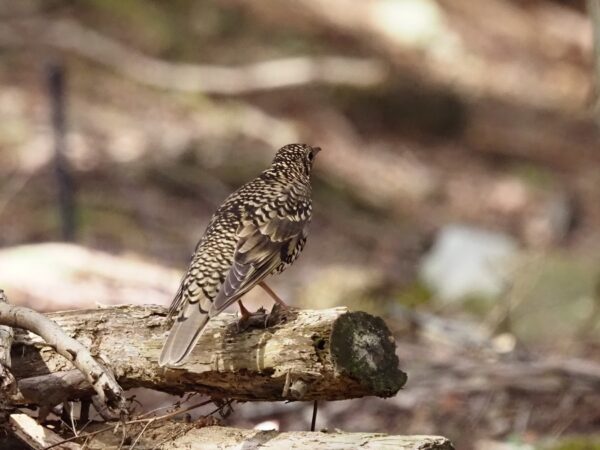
[9,305,406,404]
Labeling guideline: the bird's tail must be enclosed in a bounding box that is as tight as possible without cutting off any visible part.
[159,302,210,367]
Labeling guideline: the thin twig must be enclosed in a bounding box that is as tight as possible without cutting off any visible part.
[129,417,153,450]
[117,422,128,450]
[135,392,198,420]
[127,398,213,425]
[148,401,233,450]
[44,398,215,449]
[69,402,78,437]
[150,423,195,450]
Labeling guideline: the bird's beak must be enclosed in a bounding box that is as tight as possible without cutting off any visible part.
[313,146,322,155]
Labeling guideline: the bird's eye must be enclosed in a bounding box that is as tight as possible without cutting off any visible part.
[307,151,314,162]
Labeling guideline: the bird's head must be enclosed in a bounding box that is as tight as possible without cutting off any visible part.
[271,143,321,177]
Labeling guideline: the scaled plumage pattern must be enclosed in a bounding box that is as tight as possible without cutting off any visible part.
[159,143,320,367]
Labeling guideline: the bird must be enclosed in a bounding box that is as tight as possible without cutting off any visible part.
[159,143,320,367]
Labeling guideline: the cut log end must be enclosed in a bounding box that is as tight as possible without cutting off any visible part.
[330,311,407,397]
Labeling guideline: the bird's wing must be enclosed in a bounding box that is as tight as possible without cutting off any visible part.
[209,214,306,316]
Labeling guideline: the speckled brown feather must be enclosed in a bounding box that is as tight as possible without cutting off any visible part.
[159,144,319,367]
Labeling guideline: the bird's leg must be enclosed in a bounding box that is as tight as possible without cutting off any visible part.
[237,300,252,321]
[259,281,288,307]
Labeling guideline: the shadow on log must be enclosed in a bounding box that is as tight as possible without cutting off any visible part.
[10,305,406,404]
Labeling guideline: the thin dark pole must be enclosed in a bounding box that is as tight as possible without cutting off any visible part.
[47,62,76,241]
[310,400,318,431]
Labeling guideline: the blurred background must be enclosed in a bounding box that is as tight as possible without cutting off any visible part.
[0,0,599,448]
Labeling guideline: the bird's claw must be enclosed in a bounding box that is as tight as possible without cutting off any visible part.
[236,306,269,332]
[235,303,292,332]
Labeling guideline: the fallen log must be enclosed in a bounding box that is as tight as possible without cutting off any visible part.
[9,305,406,404]
[55,422,454,450]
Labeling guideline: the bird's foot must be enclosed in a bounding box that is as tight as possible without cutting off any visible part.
[235,303,294,332]
[264,302,294,327]
[236,306,269,332]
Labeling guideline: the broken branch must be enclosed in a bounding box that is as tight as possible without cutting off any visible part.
[0,291,125,410]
